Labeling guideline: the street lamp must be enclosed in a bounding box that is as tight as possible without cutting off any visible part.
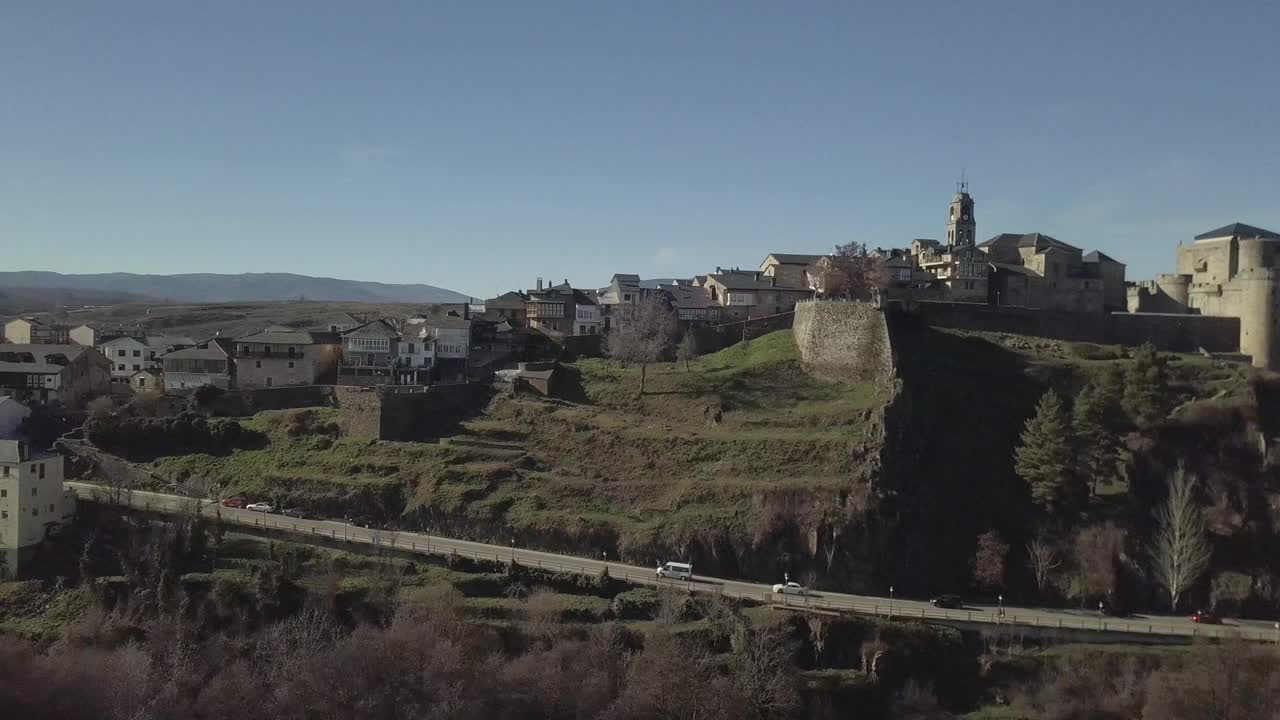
[889,585,895,620]
[998,594,1004,621]
[510,537,515,562]
[602,550,608,573]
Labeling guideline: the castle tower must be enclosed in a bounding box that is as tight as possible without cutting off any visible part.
[946,178,976,247]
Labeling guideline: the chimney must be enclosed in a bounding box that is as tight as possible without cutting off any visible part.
[563,278,569,287]
[537,277,543,291]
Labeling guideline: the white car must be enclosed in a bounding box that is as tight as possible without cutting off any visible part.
[245,502,274,513]
[772,582,809,596]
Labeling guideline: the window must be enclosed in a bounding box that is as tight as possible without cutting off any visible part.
[623,293,632,301]
[406,343,415,354]
[287,362,295,369]
[32,508,37,517]
[1,511,6,519]
[132,350,140,357]
[1,488,6,496]
[31,486,37,496]
[348,337,390,352]
[266,378,273,387]
[1,466,7,477]
[117,349,126,357]
[255,361,262,368]
[132,364,140,371]
[48,504,54,512]
[138,378,146,388]
[118,364,126,371]
[38,464,44,479]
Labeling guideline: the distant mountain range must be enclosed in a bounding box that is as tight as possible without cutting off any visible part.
[0,272,471,306]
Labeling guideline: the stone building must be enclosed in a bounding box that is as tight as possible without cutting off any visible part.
[235,327,341,388]
[891,186,1126,311]
[1129,222,1280,368]
[339,319,401,386]
[0,344,111,409]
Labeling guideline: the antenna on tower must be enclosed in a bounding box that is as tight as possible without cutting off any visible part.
[957,169,968,194]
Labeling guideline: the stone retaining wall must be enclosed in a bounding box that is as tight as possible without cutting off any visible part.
[792,301,895,384]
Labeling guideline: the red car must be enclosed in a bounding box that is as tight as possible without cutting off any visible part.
[221,496,248,509]
[1190,610,1222,624]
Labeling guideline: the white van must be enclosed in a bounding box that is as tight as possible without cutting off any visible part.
[656,561,693,581]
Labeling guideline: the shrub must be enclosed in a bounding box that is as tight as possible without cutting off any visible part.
[610,587,662,620]
[1069,343,1120,361]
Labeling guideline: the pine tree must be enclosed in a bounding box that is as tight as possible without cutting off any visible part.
[1015,390,1080,515]
[1072,382,1120,495]
[1123,343,1169,428]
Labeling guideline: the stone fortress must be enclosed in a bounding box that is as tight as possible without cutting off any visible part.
[1129,223,1280,368]
[867,183,1279,369]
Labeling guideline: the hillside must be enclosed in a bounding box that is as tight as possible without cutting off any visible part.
[150,330,892,587]
[0,271,470,304]
[0,286,154,315]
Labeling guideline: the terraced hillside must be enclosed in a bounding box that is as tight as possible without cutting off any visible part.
[152,330,892,585]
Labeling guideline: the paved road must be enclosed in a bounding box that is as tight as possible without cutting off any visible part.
[71,482,1280,642]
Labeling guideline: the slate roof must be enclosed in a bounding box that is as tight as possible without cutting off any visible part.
[160,338,233,361]
[235,329,331,345]
[485,291,529,310]
[611,273,641,284]
[706,271,810,291]
[657,284,716,309]
[342,319,401,338]
[764,253,824,266]
[989,262,1038,276]
[1194,223,1280,241]
[979,232,1081,253]
[0,344,91,373]
[1083,250,1124,264]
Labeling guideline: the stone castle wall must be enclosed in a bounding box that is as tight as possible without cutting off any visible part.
[891,300,1240,353]
[792,301,895,384]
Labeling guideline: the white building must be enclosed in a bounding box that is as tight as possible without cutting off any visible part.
[395,313,471,384]
[0,440,74,578]
[99,335,195,387]
[573,300,603,336]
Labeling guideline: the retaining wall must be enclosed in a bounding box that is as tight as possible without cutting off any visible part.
[792,301,895,384]
[890,300,1240,353]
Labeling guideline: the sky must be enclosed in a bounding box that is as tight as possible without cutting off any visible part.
[3,1,1278,299]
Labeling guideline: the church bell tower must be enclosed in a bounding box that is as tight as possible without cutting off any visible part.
[947,177,976,248]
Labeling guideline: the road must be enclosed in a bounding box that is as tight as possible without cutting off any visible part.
[70,482,1280,642]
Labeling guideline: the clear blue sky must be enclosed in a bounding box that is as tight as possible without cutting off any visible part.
[4,1,1278,298]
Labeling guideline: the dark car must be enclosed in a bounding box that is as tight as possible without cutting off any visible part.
[282,507,309,519]
[1191,610,1222,624]
[930,594,963,609]
[221,496,248,509]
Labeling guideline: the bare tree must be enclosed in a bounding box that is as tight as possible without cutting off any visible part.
[1026,533,1063,596]
[1071,523,1126,602]
[603,293,678,395]
[1151,467,1212,611]
[675,332,698,371]
[972,529,1009,591]
[807,242,890,301]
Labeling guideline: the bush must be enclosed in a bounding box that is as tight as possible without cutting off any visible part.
[610,587,662,620]
[84,413,265,461]
[1069,343,1121,361]
[1210,571,1255,616]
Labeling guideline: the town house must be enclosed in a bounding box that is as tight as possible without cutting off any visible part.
[0,344,111,409]
[398,311,472,384]
[701,268,814,320]
[525,281,599,339]
[160,338,236,390]
[99,335,195,387]
[339,319,400,385]
[3,318,69,345]
[0,440,74,578]
[235,327,341,388]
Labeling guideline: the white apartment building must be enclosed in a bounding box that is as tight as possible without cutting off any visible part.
[574,303,602,335]
[99,335,195,387]
[0,440,74,578]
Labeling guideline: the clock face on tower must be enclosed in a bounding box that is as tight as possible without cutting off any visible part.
[962,213,969,221]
